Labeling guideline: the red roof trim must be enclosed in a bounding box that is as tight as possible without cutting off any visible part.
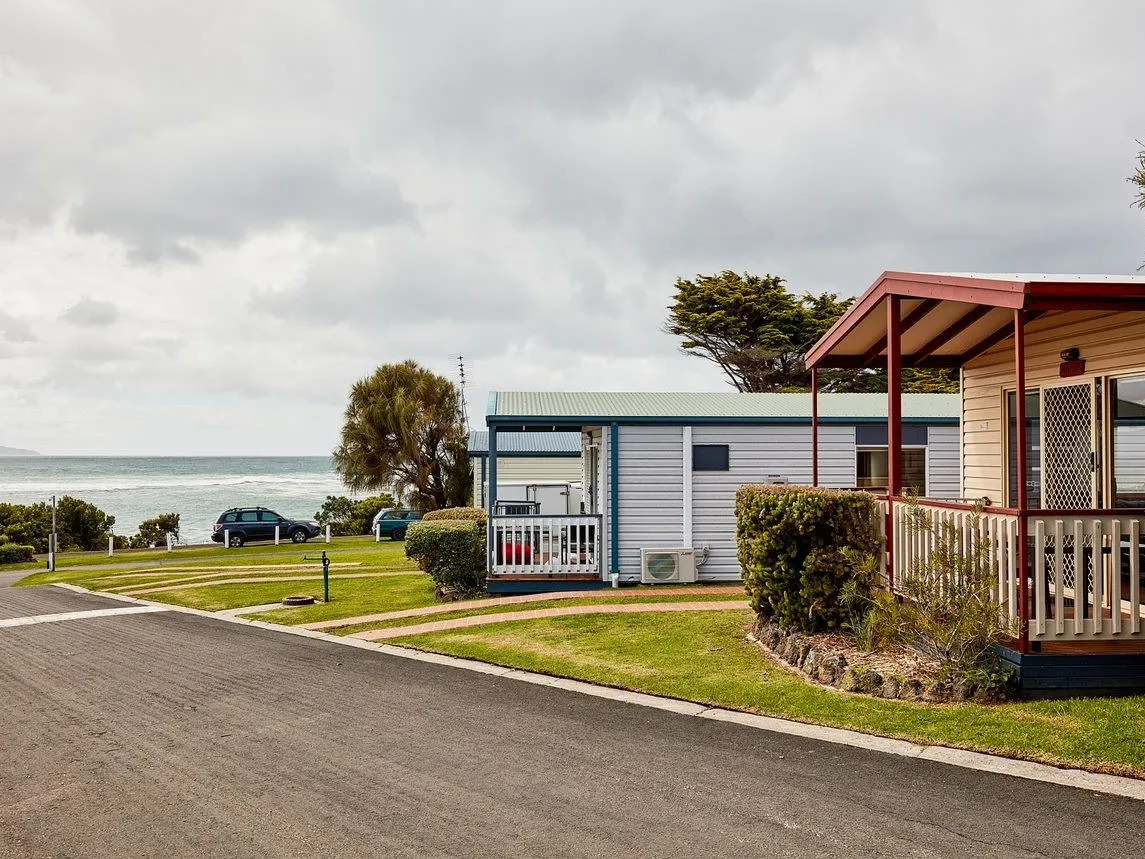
[805,272,1145,369]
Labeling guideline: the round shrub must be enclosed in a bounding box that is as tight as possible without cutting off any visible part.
[0,543,35,565]
[422,506,487,524]
[737,486,881,633]
[404,519,486,597]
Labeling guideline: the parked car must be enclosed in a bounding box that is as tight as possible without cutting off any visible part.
[370,508,422,540]
[211,507,320,547]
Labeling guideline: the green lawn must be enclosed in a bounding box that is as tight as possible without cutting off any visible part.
[141,573,438,616]
[16,538,412,588]
[330,590,746,636]
[394,609,1145,778]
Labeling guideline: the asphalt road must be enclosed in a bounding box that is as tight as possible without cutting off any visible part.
[2,580,1143,858]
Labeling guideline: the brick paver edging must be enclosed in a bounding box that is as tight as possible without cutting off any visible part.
[302,585,746,631]
[351,600,749,641]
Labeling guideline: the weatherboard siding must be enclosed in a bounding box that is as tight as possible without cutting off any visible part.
[615,426,685,578]
[690,425,854,579]
[926,425,961,500]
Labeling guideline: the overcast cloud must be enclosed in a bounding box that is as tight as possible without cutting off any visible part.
[1,1,1144,454]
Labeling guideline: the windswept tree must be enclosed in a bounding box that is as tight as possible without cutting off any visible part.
[665,270,957,393]
[333,361,471,512]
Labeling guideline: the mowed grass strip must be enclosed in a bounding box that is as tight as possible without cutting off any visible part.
[393,610,1145,778]
[140,573,440,617]
[17,538,412,588]
[330,591,749,636]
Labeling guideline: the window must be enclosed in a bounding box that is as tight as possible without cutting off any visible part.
[693,444,729,471]
[238,510,259,522]
[1006,390,1043,509]
[405,511,422,520]
[1112,375,1145,507]
[258,510,283,522]
[379,510,401,520]
[222,512,238,523]
[856,448,926,494]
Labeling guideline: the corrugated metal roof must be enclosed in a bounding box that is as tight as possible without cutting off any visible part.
[488,392,959,421]
[468,430,582,455]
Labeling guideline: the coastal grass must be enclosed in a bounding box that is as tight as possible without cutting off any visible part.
[330,590,747,636]
[199,574,437,620]
[393,609,1145,778]
[16,537,411,588]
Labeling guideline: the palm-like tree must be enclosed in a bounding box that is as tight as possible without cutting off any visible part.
[333,360,471,511]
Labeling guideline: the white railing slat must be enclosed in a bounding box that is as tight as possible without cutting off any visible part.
[1034,519,1046,636]
[1132,520,1141,635]
[1053,519,1065,636]
[1092,519,1104,637]
[1112,519,1123,635]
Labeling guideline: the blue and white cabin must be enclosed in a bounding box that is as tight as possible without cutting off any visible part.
[484,391,960,593]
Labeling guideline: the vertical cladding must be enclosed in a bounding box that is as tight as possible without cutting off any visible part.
[926,425,961,500]
[615,425,684,578]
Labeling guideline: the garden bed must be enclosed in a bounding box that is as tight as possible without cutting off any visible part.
[750,618,1006,703]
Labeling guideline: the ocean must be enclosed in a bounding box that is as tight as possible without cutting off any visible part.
[0,457,351,544]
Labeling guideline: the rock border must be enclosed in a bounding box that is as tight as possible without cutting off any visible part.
[750,618,1004,703]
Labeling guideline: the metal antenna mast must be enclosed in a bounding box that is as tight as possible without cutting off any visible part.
[457,354,469,432]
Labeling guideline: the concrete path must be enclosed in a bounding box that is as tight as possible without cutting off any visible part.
[119,570,425,596]
[353,600,746,640]
[303,584,746,631]
[2,577,1143,857]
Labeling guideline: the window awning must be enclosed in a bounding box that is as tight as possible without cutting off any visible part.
[805,272,1145,370]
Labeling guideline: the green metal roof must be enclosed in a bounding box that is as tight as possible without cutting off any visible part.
[488,391,959,424]
[468,431,581,456]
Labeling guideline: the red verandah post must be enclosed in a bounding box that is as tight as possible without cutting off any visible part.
[1014,309,1031,653]
[886,296,902,592]
[811,367,819,487]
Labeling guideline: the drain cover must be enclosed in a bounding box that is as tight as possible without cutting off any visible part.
[282,594,316,606]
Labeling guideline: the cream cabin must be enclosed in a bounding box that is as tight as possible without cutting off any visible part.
[806,272,1145,694]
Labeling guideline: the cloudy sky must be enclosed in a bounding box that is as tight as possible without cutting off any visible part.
[2,1,1144,455]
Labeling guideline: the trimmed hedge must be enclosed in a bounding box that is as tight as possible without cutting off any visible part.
[737,486,881,633]
[422,506,487,524]
[404,519,486,596]
[0,543,35,565]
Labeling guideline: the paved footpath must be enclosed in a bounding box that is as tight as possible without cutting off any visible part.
[2,575,1144,857]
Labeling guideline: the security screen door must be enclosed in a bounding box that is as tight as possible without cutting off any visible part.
[1041,381,1097,509]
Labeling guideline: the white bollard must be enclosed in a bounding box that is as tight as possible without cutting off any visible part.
[375,522,381,542]
[166,533,173,553]
[224,529,230,548]
[47,534,55,572]
[109,535,114,557]
[275,525,280,545]
[325,524,331,544]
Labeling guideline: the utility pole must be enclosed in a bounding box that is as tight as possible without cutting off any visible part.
[49,495,57,572]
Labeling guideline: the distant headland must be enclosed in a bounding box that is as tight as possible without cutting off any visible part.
[0,446,39,456]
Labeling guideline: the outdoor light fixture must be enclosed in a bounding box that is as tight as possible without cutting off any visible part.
[1059,347,1085,377]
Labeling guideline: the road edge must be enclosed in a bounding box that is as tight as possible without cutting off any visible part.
[53,582,1145,802]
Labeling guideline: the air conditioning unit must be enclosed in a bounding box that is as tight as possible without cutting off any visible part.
[640,548,697,584]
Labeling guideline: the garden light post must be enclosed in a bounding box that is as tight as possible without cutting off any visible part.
[48,495,57,572]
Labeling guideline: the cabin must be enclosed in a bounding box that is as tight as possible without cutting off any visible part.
[804,271,1145,693]
[483,390,959,593]
[468,431,582,513]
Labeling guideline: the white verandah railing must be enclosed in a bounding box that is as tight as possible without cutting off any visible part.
[887,499,1145,643]
[489,515,601,576]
